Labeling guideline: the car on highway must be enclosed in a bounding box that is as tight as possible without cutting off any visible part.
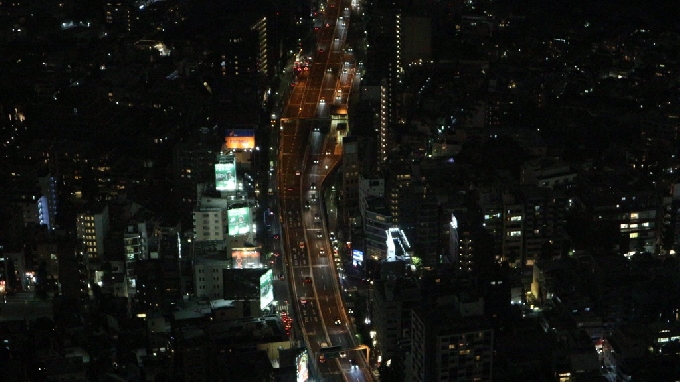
[316,232,323,238]
[311,182,317,190]
[349,359,358,369]
[318,48,325,53]
[319,250,325,256]
[314,214,320,221]
[339,351,347,358]
[304,276,312,283]
[299,241,305,249]
[300,296,307,304]
[312,158,319,164]
[319,354,326,363]
[334,318,342,325]
[319,97,325,103]
[304,201,311,210]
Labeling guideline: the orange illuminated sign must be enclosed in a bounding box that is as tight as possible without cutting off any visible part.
[225,129,255,149]
[225,136,255,149]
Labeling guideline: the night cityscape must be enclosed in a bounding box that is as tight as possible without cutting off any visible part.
[2,0,680,381]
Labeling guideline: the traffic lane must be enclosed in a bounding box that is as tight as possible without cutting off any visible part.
[299,298,323,335]
[312,265,342,314]
[290,249,309,268]
[284,87,305,106]
[308,135,325,158]
[307,78,323,92]
[315,282,371,380]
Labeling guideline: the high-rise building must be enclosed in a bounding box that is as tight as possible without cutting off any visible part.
[386,228,412,263]
[104,0,131,35]
[410,297,493,382]
[400,17,432,67]
[131,221,184,311]
[448,214,461,268]
[371,277,421,362]
[12,187,45,228]
[76,204,109,272]
[342,136,362,225]
[173,131,221,207]
[379,79,391,165]
[577,169,660,255]
[501,192,524,266]
[363,199,393,261]
[124,222,149,298]
[385,154,411,227]
[251,16,269,77]
[479,188,504,262]
[193,208,228,246]
[521,186,569,265]
[194,257,231,301]
[413,185,439,265]
[37,172,58,231]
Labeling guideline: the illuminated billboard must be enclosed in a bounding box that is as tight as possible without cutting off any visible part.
[259,269,274,310]
[231,248,261,268]
[228,207,252,235]
[352,249,364,266]
[296,350,309,382]
[225,129,256,149]
[215,162,237,191]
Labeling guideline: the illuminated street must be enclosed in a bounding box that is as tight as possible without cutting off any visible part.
[277,0,371,380]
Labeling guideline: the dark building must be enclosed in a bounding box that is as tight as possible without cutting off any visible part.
[135,222,182,311]
[576,168,661,255]
[222,268,268,301]
[371,277,420,362]
[173,129,222,208]
[410,296,494,382]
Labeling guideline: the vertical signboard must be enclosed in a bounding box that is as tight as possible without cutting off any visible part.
[215,161,237,191]
[352,249,364,266]
[228,207,252,235]
[296,350,309,382]
[259,269,274,310]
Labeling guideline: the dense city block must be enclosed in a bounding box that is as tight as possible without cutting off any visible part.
[2,0,680,381]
